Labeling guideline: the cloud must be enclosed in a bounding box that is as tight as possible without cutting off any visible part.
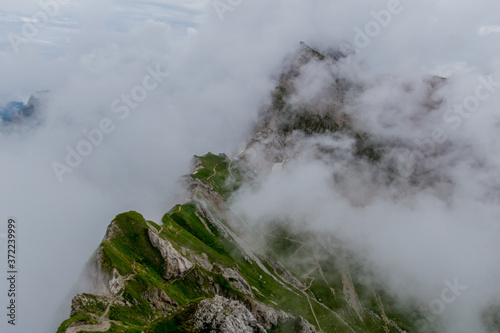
[479,25,500,36]
[227,2,500,332]
[0,0,499,332]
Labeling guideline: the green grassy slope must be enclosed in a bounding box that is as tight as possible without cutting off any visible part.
[58,153,425,333]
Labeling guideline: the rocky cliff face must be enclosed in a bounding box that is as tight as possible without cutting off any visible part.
[57,43,456,333]
[148,229,194,280]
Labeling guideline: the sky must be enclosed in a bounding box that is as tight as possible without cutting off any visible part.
[0,0,499,332]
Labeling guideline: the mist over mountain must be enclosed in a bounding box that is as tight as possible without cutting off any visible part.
[232,43,500,333]
[0,1,499,333]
